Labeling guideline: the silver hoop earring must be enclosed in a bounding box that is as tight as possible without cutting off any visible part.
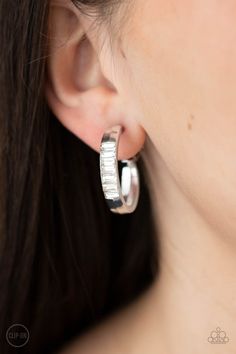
[99,125,140,214]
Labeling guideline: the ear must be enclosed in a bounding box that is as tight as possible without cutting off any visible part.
[45,0,145,160]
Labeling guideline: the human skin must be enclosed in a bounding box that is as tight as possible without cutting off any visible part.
[46,0,236,353]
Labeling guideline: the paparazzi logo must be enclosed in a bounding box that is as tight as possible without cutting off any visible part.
[6,324,29,348]
[208,327,229,344]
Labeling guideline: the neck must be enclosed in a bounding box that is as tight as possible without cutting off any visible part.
[141,138,236,353]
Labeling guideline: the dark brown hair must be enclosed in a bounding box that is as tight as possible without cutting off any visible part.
[0,1,157,353]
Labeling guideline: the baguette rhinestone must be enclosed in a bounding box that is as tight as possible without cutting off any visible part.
[99,125,140,214]
[100,126,139,214]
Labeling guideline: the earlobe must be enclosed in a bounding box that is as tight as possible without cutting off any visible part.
[45,1,146,160]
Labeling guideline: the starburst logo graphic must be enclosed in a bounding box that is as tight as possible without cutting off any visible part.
[208,327,229,344]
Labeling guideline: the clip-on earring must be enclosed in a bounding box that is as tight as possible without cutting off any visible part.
[99,125,140,214]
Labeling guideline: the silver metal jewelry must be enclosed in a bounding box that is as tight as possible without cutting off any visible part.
[100,125,140,214]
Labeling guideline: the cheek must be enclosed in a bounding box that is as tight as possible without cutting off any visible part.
[123,0,236,238]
